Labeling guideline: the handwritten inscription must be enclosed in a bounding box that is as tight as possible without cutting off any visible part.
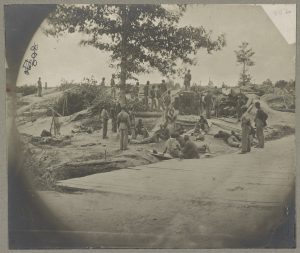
[273,8,292,16]
[23,43,38,75]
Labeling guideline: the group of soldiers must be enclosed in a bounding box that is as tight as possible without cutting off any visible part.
[99,70,267,156]
[213,101,268,153]
[240,101,268,154]
[100,91,176,151]
[143,80,170,111]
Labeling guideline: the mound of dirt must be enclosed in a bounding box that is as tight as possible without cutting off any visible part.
[261,93,295,111]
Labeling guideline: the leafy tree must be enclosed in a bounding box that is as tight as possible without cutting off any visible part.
[234,42,255,86]
[262,78,273,86]
[287,79,295,91]
[45,4,226,103]
[275,80,288,89]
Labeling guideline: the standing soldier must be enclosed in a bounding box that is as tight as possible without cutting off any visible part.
[117,106,131,150]
[199,92,203,115]
[161,79,167,94]
[150,85,157,111]
[184,70,192,91]
[45,82,48,90]
[164,90,171,109]
[156,86,163,111]
[101,106,109,139]
[110,74,116,99]
[37,77,42,97]
[100,77,105,86]
[204,91,213,119]
[254,101,267,148]
[116,102,122,115]
[144,81,150,110]
[129,107,136,139]
[240,106,252,154]
[110,103,118,133]
[134,81,140,100]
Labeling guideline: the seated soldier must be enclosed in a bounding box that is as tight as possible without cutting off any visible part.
[193,121,201,135]
[180,135,200,159]
[131,124,170,144]
[199,115,209,133]
[163,133,181,158]
[175,133,186,148]
[136,119,149,138]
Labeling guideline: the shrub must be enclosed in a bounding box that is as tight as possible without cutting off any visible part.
[16,85,37,96]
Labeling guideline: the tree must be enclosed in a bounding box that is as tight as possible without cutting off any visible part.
[262,78,273,86]
[234,42,255,86]
[45,4,226,104]
[275,80,288,89]
[287,79,295,92]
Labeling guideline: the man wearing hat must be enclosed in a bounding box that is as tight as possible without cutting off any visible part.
[117,105,131,150]
[254,101,268,148]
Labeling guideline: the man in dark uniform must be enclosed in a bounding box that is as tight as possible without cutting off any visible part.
[117,106,131,150]
[133,82,140,100]
[161,79,167,94]
[136,119,149,138]
[164,90,171,109]
[254,101,267,148]
[156,86,163,111]
[116,102,122,115]
[204,91,213,119]
[184,70,192,91]
[150,85,157,111]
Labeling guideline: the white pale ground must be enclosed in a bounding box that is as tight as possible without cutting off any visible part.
[16,4,296,88]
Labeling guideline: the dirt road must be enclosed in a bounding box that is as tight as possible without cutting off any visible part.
[26,135,295,248]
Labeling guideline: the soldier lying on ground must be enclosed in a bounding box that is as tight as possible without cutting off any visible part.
[130,124,170,144]
[214,130,241,148]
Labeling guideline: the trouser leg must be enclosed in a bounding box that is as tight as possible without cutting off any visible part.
[256,126,264,148]
[132,128,136,139]
[103,120,107,138]
[206,106,210,119]
[145,97,148,110]
[124,130,128,149]
[120,129,124,150]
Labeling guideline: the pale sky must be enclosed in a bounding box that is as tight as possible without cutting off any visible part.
[16,4,296,87]
[260,4,296,44]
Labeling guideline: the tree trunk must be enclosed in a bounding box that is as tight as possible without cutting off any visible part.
[119,5,128,106]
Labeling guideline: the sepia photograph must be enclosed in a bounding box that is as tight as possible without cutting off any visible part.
[5,3,296,249]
